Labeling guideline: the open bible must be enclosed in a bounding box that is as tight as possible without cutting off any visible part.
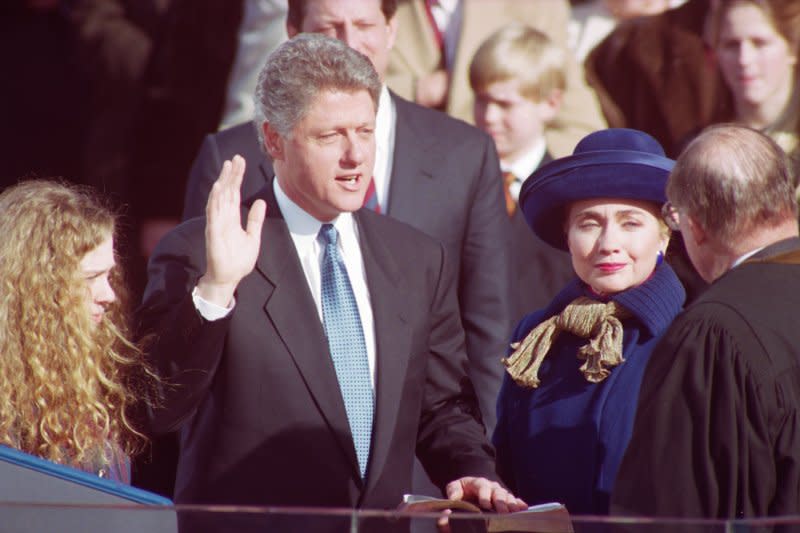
[399,494,573,532]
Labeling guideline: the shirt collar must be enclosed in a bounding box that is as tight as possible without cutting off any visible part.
[375,84,392,152]
[502,138,547,180]
[732,246,767,268]
[273,177,357,245]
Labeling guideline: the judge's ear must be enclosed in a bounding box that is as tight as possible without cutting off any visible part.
[286,21,299,38]
[685,213,707,246]
[262,122,285,161]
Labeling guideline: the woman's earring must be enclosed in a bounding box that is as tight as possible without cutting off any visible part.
[656,250,664,266]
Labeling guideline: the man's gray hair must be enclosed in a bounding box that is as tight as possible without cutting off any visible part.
[253,33,382,147]
[667,124,798,243]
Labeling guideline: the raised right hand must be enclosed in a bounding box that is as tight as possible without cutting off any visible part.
[196,155,267,307]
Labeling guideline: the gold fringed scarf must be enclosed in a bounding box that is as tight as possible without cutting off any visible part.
[502,297,631,388]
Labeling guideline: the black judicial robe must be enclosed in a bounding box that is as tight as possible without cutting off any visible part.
[611,238,800,519]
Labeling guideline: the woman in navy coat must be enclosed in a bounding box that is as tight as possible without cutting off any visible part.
[493,128,686,514]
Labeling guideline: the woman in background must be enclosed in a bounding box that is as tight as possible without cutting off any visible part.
[493,128,685,514]
[0,180,154,483]
[712,0,800,175]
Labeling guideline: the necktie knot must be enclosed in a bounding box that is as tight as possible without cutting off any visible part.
[320,223,338,247]
[503,171,518,217]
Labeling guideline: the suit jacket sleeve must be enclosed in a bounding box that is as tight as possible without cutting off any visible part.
[137,219,229,433]
[610,304,789,518]
[182,133,222,220]
[458,137,513,434]
[416,240,499,488]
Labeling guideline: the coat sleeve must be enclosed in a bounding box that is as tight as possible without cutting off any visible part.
[610,304,780,518]
[492,312,548,494]
[137,220,230,434]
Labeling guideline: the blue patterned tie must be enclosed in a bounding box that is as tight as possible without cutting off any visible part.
[319,223,373,478]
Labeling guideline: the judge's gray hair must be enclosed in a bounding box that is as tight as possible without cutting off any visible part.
[253,33,381,148]
[667,124,797,243]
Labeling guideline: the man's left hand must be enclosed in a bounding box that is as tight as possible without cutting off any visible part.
[445,476,527,514]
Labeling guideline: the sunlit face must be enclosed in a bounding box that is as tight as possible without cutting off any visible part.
[716,1,797,110]
[291,0,398,80]
[268,89,377,222]
[79,234,116,325]
[473,79,558,164]
[566,199,668,295]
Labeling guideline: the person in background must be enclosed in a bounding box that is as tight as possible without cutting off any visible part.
[569,0,679,63]
[386,0,607,157]
[469,24,574,321]
[0,180,155,484]
[710,0,800,179]
[584,0,727,158]
[493,128,686,514]
[612,124,800,518]
[217,0,288,130]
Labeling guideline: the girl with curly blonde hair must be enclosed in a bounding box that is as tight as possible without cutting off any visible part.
[0,179,154,483]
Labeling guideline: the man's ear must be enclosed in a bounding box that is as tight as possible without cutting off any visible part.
[537,89,563,124]
[686,214,707,246]
[262,122,284,161]
[286,21,299,38]
[385,14,399,51]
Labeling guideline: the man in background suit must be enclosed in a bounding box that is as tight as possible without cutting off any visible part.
[183,0,512,436]
[140,34,524,531]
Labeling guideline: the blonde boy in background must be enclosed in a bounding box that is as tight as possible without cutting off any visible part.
[470,25,575,323]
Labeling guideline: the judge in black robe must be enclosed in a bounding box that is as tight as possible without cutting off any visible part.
[611,124,800,520]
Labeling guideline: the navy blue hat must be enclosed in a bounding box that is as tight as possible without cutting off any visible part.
[520,128,675,250]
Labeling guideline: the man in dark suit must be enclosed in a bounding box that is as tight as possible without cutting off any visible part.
[140,34,524,530]
[612,125,800,519]
[182,0,512,435]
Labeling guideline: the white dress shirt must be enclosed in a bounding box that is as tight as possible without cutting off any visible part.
[501,137,547,203]
[373,85,397,211]
[193,178,377,388]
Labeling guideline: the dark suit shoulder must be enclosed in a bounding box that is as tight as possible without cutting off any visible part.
[688,261,800,313]
[392,92,493,146]
[210,121,263,152]
[357,207,443,251]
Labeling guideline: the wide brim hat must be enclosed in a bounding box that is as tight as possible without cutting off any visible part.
[520,128,675,250]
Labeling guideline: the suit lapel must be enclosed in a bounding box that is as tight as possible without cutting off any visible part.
[251,182,363,481]
[386,95,436,219]
[354,212,413,495]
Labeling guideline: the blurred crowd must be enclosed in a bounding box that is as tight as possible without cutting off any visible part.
[2,0,795,294]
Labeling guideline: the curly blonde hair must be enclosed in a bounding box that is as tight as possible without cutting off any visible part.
[0,180,152,472]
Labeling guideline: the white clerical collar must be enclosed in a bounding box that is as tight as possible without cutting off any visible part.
[731,245,768,268]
